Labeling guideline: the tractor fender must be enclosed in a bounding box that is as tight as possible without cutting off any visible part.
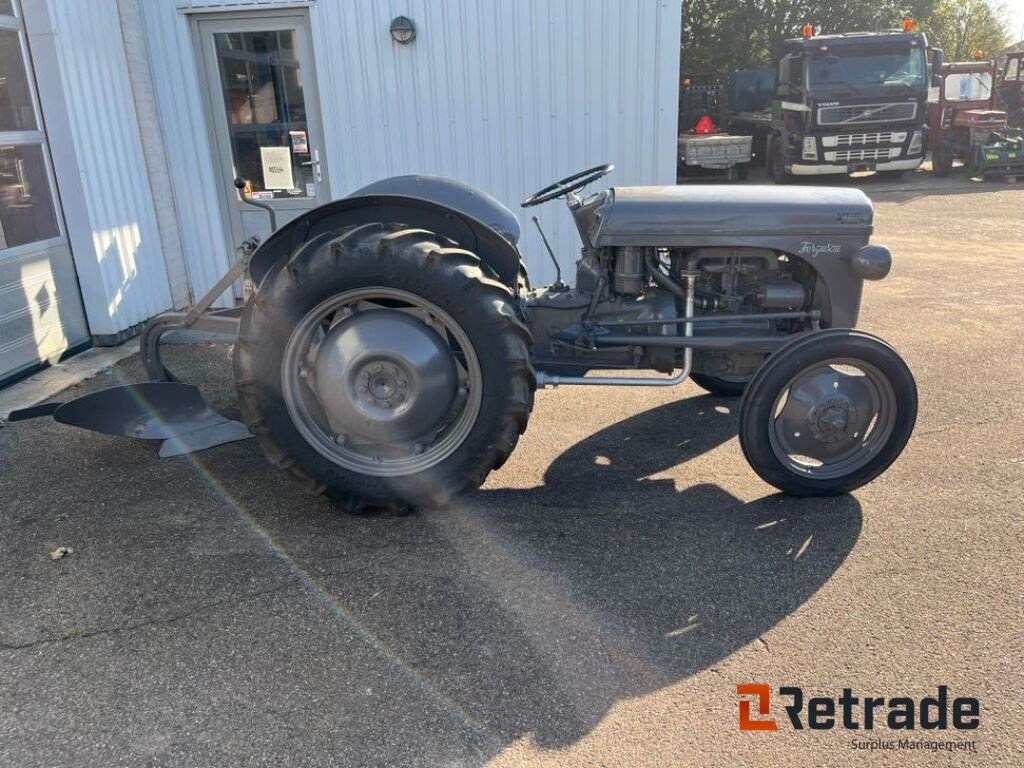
[249,178,523,288]
[350,175,521,245]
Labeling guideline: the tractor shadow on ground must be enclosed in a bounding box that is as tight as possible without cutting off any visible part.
[267,394,864,753]
[49,345,864,757]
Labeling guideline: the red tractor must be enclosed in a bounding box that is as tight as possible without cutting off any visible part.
[927,60,1009,176]
[997,51,1024,128]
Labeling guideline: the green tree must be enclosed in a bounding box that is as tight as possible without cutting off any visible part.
[919,0,1011,60]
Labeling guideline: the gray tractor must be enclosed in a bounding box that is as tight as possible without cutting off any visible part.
[13,165,917,511]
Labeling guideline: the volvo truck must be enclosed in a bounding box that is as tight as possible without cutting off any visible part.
[730,22,942,183]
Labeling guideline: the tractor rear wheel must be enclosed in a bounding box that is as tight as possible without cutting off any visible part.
[690,372,750,397]
[234,223,535,512]
[932,142,954,177]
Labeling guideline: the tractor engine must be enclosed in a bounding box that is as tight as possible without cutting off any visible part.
[525,245,810,377]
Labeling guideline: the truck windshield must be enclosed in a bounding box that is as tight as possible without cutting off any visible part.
[807,47,924,91]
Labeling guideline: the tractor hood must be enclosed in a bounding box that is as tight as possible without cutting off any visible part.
[586,185,874,246]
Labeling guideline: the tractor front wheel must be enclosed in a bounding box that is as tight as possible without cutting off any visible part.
[963,146,982,179]
[738,329,917,496]
[234,223,535,512]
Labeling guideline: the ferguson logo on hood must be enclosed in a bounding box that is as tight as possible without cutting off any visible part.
[798,241,842,257]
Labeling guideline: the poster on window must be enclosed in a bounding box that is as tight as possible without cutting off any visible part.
[260,146,294,190]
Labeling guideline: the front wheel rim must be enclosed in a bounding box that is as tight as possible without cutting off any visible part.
[767,358,898,480]
[281,287,483,477]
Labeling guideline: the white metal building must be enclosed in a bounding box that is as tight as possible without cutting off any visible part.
[1,0,681,384]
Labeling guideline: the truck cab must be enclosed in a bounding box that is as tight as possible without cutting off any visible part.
[997,51,1024,128]
[767,27,937,181]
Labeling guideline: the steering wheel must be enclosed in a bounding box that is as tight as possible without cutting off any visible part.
[521,163,614,207]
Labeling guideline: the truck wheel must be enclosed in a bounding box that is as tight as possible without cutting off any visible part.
[738,329,916,496]
[932,143,954,177]
[769,141,791,184]
[691,373,749,397]
[234,223,535,512]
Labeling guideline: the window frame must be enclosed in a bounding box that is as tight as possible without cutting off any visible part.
[0,0,66,257]
[1006,57,1021,83]
[942,71,993,102]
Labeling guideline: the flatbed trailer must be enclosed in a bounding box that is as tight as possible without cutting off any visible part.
[726,110,773,167]
[678,133,752,179]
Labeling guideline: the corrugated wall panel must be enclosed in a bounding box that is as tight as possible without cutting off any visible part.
[310,0,681,284]
[139,0,234,308]
[142,0,679,294]
[46,0,173,335]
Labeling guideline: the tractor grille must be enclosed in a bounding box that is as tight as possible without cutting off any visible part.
[823,131,908,147]
[824,147,901,162]
[818,102,917,125]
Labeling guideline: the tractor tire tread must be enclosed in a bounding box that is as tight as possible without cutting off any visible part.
[234,222,535,513]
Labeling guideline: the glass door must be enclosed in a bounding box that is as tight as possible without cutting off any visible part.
[196,13,330,255]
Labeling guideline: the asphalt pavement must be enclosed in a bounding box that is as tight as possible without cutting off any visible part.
[0,171,1021,767]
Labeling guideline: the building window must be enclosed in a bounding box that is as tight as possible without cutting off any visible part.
[0,144,59,248]
[0,27,38,131]
[0,0,62,251]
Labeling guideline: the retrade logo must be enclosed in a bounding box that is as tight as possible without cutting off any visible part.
[736,684,778,731]
[736,684,980,732]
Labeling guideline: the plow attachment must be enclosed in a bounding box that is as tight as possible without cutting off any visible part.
[7,195,258,458]
[8,382,251,457]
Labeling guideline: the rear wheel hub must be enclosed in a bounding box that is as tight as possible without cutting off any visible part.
[280,287,482,477]
[312,310,458,445]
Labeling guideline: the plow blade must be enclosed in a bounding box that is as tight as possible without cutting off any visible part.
[8,382,251,457]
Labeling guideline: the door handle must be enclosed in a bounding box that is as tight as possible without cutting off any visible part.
[301,150,322,183]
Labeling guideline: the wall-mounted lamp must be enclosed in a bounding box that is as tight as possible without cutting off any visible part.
[390,16,416,44]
